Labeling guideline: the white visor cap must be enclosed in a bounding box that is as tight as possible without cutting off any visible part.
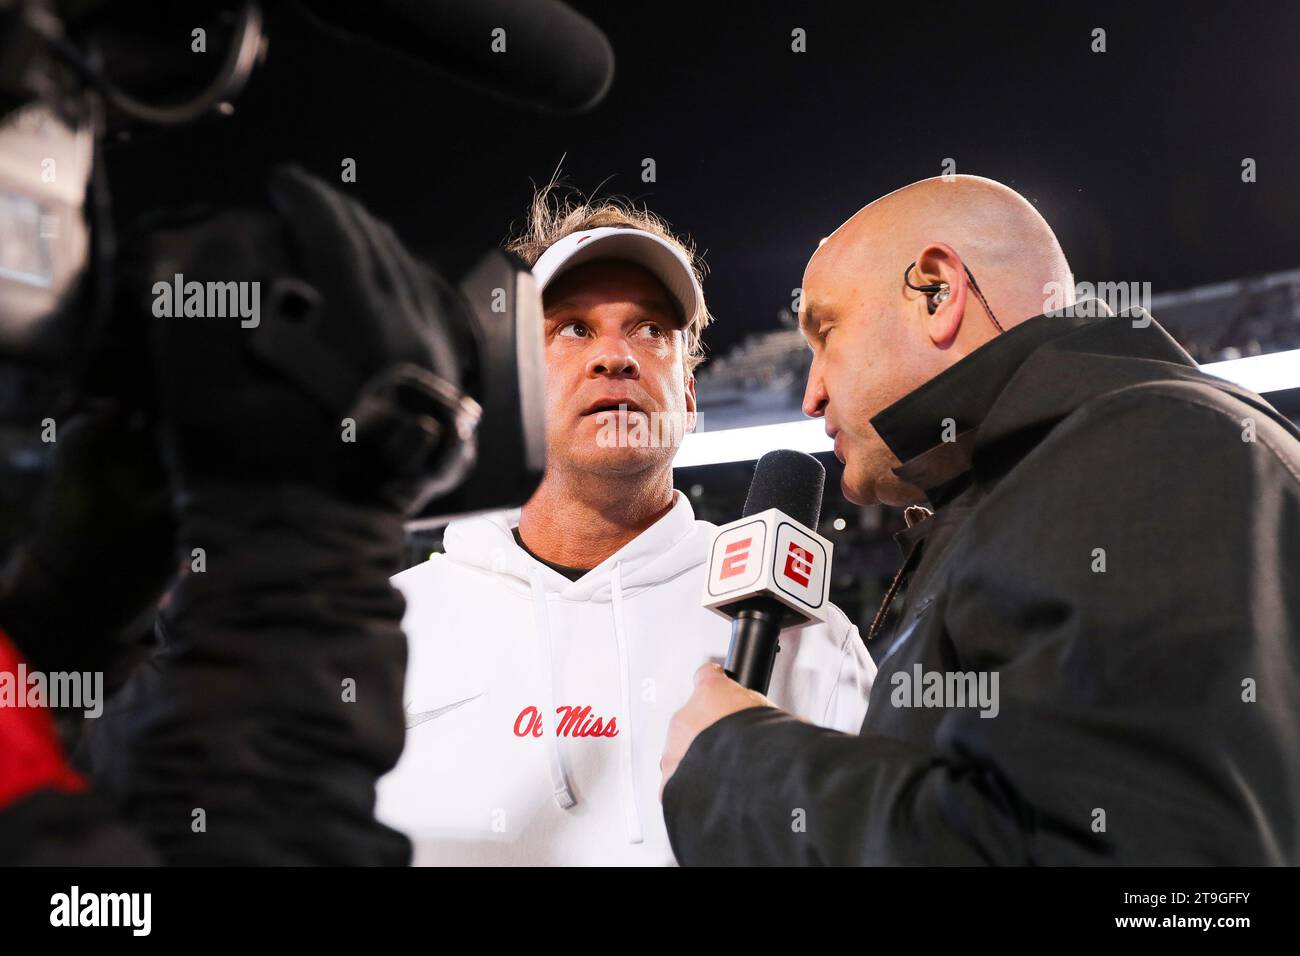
[530,227,703,327]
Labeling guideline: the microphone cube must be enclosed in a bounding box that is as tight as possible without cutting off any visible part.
[702,508,833,628]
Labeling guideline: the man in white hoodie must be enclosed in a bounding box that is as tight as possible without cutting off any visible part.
[376,191,876,864]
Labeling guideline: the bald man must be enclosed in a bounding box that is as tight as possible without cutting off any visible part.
[659,175,1300,865]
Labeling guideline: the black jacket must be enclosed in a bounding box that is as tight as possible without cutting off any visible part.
[664,308,1300,865]
[1,484,411,865]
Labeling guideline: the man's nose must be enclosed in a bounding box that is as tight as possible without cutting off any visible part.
[586,335,639,378]
[802,364,828,418]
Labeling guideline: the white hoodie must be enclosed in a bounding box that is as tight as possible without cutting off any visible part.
[376,490,876,865]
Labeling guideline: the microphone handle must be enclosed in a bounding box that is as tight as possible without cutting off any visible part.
[724,606,784,693]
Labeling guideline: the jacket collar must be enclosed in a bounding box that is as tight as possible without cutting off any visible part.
[867,302,1235,509]
[870,309,1100,508]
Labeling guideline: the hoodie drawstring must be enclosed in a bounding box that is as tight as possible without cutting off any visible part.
[609,562,644,844]
[529,568,577,810]
[525,559,643,843]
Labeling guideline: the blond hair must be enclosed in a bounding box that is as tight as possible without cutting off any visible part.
[506,184,713,375]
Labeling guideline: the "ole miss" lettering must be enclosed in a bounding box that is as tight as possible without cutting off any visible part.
[513,705,619,738]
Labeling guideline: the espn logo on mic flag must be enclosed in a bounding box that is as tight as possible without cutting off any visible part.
[702,508,831,627]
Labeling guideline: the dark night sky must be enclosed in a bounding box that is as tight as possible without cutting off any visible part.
[107,0,1300,359]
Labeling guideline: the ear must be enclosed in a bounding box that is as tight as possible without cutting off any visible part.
[913,242,968,348]
[683,372,698,434]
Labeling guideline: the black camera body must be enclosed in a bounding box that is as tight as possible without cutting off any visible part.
[0,0,546,536]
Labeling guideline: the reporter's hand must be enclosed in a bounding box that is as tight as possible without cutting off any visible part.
[659,662,773,800]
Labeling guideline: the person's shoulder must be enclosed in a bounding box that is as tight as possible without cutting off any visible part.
[790,601,864,664]
[1012,378,1300,500]
[777,602,875,725]
[390,554,514,636]
[391,550,506,592]
[826,603,875,677]
[825,600,856,633]
[1071,380,1298,462]
[965,378,1300,578]
[691,516,719,537]
[390,553,457,598]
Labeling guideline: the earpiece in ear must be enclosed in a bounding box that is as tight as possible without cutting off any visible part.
[906,262,951,314]
[929,284,950,313]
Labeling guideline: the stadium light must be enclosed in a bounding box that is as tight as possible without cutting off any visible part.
[676,420,832,468]
[1201,347,1300,395]
[676,348,1300,468]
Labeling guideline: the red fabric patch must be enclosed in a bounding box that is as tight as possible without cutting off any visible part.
[0,628,87,810]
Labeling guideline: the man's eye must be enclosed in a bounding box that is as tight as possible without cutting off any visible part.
[638,323,666,339]
[557,321,588,338]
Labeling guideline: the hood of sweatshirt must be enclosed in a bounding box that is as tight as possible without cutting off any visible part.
[442,489,712,602]
[435,489,713,842]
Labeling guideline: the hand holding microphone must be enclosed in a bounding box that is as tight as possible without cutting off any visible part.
[660,449,831,796]
[703,449,831,693]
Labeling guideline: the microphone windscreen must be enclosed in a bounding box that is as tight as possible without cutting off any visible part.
[742,450,825,529]
[298,0,615,115]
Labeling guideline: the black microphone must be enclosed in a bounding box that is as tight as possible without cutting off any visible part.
[296,0,615,115]
[705,450,828,694]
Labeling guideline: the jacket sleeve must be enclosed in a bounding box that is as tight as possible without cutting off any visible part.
[115,483,412,865]
[664,391,1300,865]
